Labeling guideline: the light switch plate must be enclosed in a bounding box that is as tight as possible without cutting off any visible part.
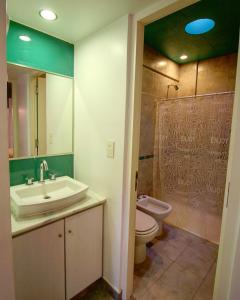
[107,140,115,158]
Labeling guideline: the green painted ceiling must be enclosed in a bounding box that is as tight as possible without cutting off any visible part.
[144,0,240,64]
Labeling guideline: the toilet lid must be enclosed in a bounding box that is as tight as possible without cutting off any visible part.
[136,209,157,232]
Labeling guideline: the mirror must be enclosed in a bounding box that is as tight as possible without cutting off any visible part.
[7,64,73,159]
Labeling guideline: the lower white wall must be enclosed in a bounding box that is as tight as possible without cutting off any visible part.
[74,15,130,292]
[0,2,15,299]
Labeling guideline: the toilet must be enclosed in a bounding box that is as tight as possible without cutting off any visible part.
[137,195,172,236]
[135,209,159,264]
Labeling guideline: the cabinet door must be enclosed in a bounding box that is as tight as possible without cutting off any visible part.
[66,205,103,299]
[13,220,65,300]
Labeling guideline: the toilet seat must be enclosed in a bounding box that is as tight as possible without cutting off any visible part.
[136,224,159,236]
[136,209,158,235]
[135,209,159,264]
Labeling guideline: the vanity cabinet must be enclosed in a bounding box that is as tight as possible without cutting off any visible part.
[65,205,103,299]
[13,220,65,300]
[13,205,103,300]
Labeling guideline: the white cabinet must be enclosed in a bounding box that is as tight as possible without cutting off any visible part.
[13,205,103,300]
[13,220,65,300]
[65,205,103,299]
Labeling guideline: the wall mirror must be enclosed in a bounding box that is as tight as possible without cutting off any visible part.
[7,63,73,159]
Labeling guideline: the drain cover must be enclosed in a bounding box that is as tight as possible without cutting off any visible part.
[44,195,51,199]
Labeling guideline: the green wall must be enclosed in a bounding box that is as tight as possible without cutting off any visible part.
[7,21,74,77]
[9,154,74,186]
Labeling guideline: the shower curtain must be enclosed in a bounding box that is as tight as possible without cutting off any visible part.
[153,92,234,215]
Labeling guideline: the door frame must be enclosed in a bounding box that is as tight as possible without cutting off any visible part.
[0,1,15,299]
[121,0,240,299]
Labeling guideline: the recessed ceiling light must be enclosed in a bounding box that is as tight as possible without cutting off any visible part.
[39,9,57,21]
[19,35,31,42]
[158,61,167,67]
[180,54,188,60]
[185,18,215,35]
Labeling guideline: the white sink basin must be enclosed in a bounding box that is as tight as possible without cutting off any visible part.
[11,176,88,218]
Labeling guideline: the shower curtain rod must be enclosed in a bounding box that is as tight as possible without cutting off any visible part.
[153,91,234,102]
[143,64,179,83]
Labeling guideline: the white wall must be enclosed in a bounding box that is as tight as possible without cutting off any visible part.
[0,1,15,299]
[16,75,31,157]
[46,74,73,154]
[74,15,130,292]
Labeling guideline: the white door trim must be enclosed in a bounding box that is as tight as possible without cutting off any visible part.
[213,36,240,300]
[0,1,15,299]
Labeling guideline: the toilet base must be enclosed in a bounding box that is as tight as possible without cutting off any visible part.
[135,244,146,264]
[157,221,163,236]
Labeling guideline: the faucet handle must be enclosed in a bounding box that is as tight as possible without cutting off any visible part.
[25,177,34,185]
[49,172,57,180]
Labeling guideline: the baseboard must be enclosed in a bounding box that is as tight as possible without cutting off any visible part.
[102,276,122,300]
[164,221,219,245]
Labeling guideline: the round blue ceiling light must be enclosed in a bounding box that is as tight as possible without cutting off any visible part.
[185,18,215,35]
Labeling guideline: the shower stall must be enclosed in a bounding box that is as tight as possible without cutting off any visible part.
[138,45,237,243]
[153,92,234,243]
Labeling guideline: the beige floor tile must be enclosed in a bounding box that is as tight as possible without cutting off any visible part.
[193,263,217,300]
[188,238,218,262]
[141,263,200,300]
[133,247,172,299]
[175,246,214,279]
[133,225,218,300]
[151,227,189,261]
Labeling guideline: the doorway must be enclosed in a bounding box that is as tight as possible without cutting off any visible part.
[122,0,240,299]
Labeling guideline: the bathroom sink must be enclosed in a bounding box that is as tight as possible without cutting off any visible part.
[11,176,88,218]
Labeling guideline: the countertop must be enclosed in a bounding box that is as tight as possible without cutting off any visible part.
[11,189,106,237]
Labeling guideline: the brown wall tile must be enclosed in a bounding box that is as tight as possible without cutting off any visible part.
[143,44,179,81]
[138,159,154,196]
[197,53,237,94]
[179,53,238,97]
[179,63,197,97]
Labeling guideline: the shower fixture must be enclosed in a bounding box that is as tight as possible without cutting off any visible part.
[166,84,179,99]
[168,84,179,90]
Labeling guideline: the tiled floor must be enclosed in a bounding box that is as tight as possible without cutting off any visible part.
[133,224,218,300]
[73,279,114,300]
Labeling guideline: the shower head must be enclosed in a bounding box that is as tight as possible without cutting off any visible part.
[166,84,179,99]
[168,84,179,90]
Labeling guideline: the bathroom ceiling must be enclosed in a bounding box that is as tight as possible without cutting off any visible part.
[7,0,160,43]
[144,0,240,64]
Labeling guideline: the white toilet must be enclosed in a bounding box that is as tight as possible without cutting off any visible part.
[137,195,172,236]
[135,209,159,264]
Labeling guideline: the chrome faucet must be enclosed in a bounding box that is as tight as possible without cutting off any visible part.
[39,160,48,182]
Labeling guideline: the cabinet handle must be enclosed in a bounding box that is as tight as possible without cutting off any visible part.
[58,234,62,238]
[68,230,72,234]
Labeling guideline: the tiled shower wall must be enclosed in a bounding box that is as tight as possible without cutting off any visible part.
[138,45,179,196]
[138,45,237,243]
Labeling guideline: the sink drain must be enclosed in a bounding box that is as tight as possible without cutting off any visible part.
[44,195,51,200]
